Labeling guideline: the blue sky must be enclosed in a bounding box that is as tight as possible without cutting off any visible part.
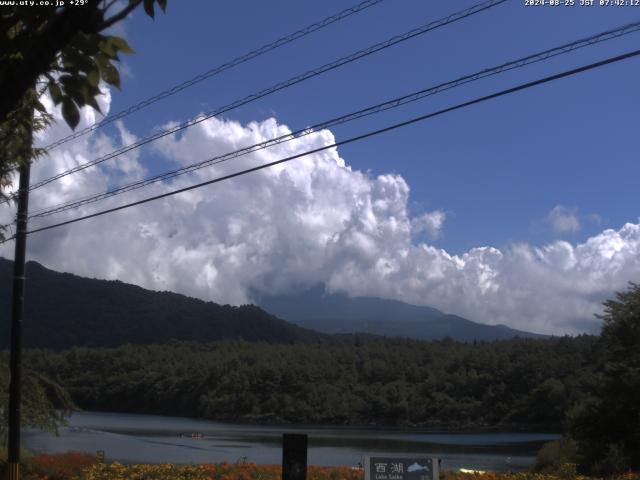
[3,0,640,335]
[109,0,640,254]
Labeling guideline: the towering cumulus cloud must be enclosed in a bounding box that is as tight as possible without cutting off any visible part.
[1,96,639,335]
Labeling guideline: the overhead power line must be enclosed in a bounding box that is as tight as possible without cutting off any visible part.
[42,0,387,151]
[24,20,640,221]
[5,48,636,242]
[25,0,507,193]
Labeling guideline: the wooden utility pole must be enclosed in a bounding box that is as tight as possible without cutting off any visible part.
[6,152,32,480]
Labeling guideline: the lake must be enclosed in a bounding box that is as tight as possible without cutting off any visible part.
[23,411,559,471]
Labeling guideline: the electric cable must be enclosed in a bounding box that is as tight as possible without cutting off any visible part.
[25,0,507,193]
[1,47,634,243]
[42,0,388,151]
[24,20,640,221]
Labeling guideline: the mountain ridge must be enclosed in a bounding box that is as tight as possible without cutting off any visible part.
[255,285,546,341]
[0,258,325,349]
[0,258,544,349]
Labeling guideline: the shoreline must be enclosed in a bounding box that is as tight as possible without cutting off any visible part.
[62,409,563,435]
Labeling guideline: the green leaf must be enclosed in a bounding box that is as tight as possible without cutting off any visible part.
[87,69,100,88]
[63,77,90,108]
[77,79,102,113]
[71,33,100,56]
[64,85,86,108]
[107,36,134,54]
[143,0,155,18]
[97,38,118,59]
[101,62,121,89]
[93,53,109,72]
[58,74,78,94]
[49,83,63,105]
[61,47,97,75]
[34,100,47,114]
[83,91,102,114]
[77,52,99,75]
[61,97,80,130]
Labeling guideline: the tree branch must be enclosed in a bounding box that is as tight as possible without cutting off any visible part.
[0,5,101,122]
[1,0,154,123]
[103,0,121,13]
[101,0,143,30]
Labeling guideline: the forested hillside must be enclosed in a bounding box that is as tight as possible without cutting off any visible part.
[25,335,601,430]
[0,259,325,349]
[0,259,545,349]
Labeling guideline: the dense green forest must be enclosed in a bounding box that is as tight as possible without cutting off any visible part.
[0,259,325,349]
[24,335,601,430]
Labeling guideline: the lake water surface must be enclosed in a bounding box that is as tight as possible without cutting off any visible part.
[24,411,559,471]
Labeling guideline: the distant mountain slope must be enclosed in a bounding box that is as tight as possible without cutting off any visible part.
[0,258,325,349]
[256,285,546,341]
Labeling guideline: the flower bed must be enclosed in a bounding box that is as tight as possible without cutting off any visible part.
[14,454,639,480]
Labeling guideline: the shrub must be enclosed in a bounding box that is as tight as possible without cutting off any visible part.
[534,438,578,473]
[29,451,98,480]
[591,443,629,478]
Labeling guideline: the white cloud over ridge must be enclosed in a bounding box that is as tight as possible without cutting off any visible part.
[2,94,640,335]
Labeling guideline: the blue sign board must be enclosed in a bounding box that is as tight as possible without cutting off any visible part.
[364,456,439,480]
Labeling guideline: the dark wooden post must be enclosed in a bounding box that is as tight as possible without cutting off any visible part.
[282,433,307,480]
[6,157,31,480]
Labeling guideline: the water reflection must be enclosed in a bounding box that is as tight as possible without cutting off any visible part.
[23,411,559,471]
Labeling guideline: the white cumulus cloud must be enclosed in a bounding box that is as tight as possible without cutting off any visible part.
[2,97,640,336]
[411,210,446,240]
[547,205,581,234]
